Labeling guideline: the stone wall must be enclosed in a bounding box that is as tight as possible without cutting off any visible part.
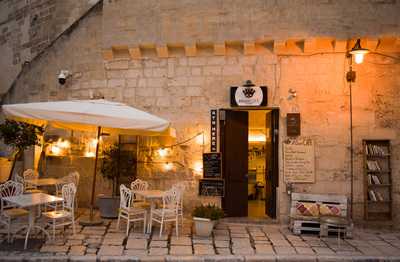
[0,0,100,94]
[102,0,400,48]
[1,0,400,224]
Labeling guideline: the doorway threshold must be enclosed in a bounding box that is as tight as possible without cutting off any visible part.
[219,217,278,225]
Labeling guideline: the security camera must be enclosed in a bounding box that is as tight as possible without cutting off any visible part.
[58,70,70,85]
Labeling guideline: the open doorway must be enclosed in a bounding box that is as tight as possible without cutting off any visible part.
[220,109,279,218]
[248,110,270,218]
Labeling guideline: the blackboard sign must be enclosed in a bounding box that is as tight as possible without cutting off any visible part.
[199,179,224,197]
[203,153,221,178]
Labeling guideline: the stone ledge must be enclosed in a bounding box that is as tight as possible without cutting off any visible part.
[103,37,400,60]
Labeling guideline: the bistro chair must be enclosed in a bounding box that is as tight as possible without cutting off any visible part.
[149,187,180,237]
[50,171,80,210]
[21,169,45,194]
[42,183,76,240]
[0,181,29,243]
[172,182,186,227]
[130,178,149,207]
[117,184,147,236]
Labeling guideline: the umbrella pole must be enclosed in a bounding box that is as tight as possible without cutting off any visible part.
[79,126,103,226]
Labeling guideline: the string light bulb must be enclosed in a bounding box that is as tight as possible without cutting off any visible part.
[164,162,173,171]
[158,148,168,157]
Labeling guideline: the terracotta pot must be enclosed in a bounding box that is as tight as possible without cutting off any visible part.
[193,217,216,237]
[97,195,120,218]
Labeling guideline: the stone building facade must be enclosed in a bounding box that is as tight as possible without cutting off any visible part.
[0,0,400,224]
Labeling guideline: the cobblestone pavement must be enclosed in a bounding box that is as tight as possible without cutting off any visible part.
[0,212,400,261]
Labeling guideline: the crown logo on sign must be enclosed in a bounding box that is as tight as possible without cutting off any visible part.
[242,80,256,98]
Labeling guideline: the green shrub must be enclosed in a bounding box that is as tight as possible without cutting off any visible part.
[192,204,224,220]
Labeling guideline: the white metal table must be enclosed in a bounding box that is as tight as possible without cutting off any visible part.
[25,178,60,187]
[3,193,63,249]
[134,190,165,233]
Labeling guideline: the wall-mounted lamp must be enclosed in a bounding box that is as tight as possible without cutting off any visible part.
[349,39,370,64]
[346,39,370,82]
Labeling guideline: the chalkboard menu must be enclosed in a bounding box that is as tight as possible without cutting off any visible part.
[199,179,224,196]
[203,153,221,178]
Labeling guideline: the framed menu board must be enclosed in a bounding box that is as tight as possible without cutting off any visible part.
[199,179,224,197]
[283,139,315,183]
[203,153,221,178]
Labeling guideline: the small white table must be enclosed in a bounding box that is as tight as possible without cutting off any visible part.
[134,190,165,233]
[3,193,63,249]
[25,178,60,187]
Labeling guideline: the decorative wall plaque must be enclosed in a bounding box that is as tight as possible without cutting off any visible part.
[230,86,268,107]
[287,113,301,136]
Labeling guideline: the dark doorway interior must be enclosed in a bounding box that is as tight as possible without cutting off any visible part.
[220,109,279,219]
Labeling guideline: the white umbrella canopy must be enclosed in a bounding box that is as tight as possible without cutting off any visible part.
[1,99,172,225]
[2,99,171,136]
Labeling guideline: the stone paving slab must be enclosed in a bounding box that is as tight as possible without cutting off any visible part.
[3,220,400,261]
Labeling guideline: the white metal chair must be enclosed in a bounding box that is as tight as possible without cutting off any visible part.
[172,182,186,227]
[130,178,149,207]
[116,184,147,236]
[0,181,29,242]
[149,187,180,237]
[51,171,80,210]
[42,183,76,240]
[22,169,44,194]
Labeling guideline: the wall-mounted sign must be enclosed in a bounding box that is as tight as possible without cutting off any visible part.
[203,152,221,178]
[283,139,315,183]
[230,86,268,107]
[199,179,224,197]
[287,113,301,136]
[210,109,217,152]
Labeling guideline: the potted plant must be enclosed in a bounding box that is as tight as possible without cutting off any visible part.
[0,119,44,180]
[97,143,121,218]
[192,204,224,237]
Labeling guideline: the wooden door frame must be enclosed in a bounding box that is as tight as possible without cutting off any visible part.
[219,107,280,219]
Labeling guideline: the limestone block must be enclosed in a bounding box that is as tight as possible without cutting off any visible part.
[126,238,147,249]
[129,47,141,59]
[213,43,226,56]
[185,44,197,57]
[102,49,113,60]
[188,57,207,66]
[97,245,123,256]
[153,68,167,77]
[222,65,242,76]
[334,40,348,52]
[107,79,125,88]
[377,37,398,52]
[191,67,202,76]
[147,78,166,88]
[207,56,226,65]
[126,69,143,78]
[315,37,334,52]
[156,45,169,58]
[203,66,222,76]
[105,60,129,70]
[185,86,202,96]
[244,41,256,55]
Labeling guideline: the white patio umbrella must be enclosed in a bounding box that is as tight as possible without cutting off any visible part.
[2,99,171,225]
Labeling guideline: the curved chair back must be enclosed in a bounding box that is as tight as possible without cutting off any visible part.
[22,169,39,190]
[120,184,132,210]
[162,188,179,211]
[0,181,24,210]
[62,183,76,212]
[131,179,149,191]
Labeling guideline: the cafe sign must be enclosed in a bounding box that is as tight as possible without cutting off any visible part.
[230,85,268,107]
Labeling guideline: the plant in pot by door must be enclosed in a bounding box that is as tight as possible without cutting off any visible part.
[97,143,121,218]
[192,204,224,237]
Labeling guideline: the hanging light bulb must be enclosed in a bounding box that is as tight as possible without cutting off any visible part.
[164,162,173,171]
[349,39,369,64]
[158,148,168,157]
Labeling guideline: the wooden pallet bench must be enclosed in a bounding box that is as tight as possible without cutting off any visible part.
[289,192,353,238]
